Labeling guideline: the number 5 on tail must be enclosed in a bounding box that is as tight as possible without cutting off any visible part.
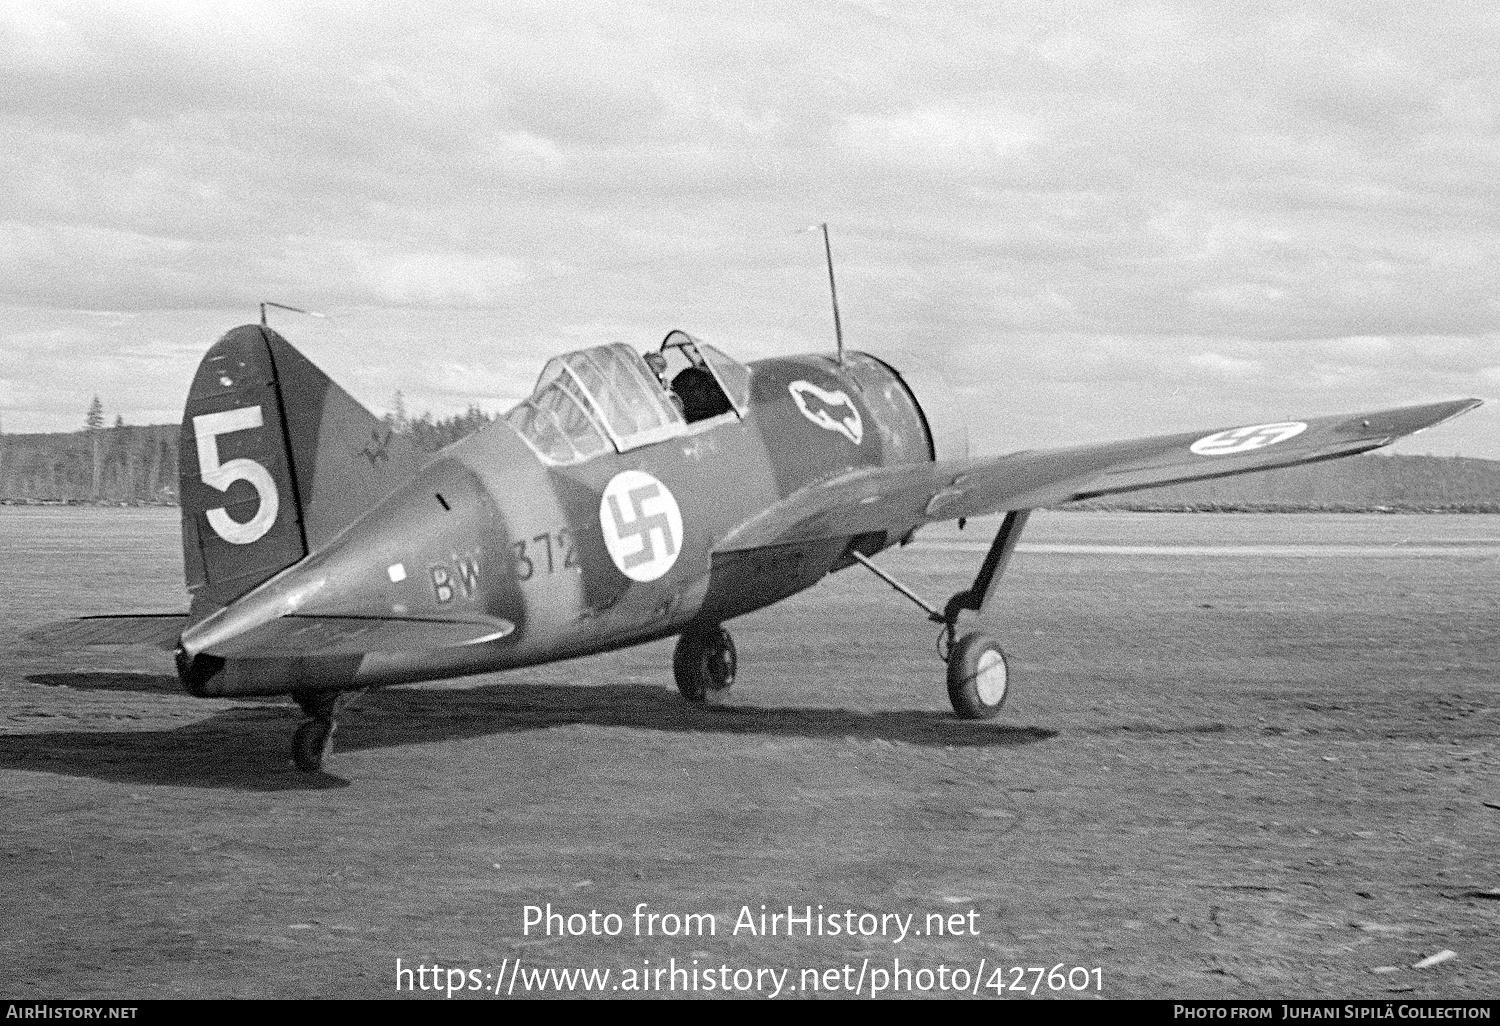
[193,406,279,545]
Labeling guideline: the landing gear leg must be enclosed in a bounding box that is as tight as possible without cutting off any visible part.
[851,510,1031,720]
[674,626,736,705]
[291,689,343,772]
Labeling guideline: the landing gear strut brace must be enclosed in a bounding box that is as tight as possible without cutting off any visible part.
[852,510,1031,657]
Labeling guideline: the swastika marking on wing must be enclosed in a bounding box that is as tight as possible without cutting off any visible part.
[1190,421,1307,456]
[599,471,684,582]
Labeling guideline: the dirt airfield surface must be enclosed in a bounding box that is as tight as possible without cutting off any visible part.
[1,507,1497,1000]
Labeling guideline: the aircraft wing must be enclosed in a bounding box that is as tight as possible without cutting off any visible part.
[27,612,515,658]
[718,398,1482,552]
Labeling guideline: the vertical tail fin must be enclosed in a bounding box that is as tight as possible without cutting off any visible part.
[179,324,422,617]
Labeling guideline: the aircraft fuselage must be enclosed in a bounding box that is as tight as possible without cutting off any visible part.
[180,349,942,697]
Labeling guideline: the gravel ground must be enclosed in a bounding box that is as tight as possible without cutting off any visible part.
[2,508,1496,999]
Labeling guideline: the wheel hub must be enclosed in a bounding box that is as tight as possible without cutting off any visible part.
[974,648,1007,705]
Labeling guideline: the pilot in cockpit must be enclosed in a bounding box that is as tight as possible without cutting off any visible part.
[672,356,731,422]
[644,351,686,418]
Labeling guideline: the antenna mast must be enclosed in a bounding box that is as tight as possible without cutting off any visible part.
[820,222,845,365]
[259,301,325,327]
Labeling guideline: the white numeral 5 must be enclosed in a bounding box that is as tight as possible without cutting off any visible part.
[193,406,280,545]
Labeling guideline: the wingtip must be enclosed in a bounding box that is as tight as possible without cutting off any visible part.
[1393,397,1484,440]
[1438,396,1484,421]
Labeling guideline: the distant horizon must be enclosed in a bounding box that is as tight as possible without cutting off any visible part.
[5,404,1498,463]
[3,5,1496,456]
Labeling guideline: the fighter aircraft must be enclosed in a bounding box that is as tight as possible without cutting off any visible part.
[31,323,1479,771]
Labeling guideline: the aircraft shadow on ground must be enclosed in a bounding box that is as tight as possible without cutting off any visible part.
[4,674,1055,791]
[29,672,238,695]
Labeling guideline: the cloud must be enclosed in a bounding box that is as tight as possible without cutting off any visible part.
[1188,352,1265,379]
[840,108,1038,173]
[0,1,1494,459]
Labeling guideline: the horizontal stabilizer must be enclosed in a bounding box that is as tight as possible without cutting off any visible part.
[200,614,516,658]
[26,615,190,650]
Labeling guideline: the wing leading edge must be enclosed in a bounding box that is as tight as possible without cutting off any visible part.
[718,398,1483,553]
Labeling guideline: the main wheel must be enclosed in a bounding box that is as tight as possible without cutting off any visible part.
[292,719,335,772]
[946,631,1010,719]
[673,627,736,704]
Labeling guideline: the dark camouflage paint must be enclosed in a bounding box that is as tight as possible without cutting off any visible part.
[180,326,421,617]
[176,327,936,696]
[171,326,1480,699]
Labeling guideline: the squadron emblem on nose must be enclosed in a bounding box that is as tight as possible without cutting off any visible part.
[789,380,863,445]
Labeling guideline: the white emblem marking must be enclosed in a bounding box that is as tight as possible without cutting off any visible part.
[387,563,407,583]
[788,380,863,445]
[193,406,279,544]
[599,470,683,582]
[1190,421,1308,456]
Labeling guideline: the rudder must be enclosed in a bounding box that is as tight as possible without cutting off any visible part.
[179,324,421,617]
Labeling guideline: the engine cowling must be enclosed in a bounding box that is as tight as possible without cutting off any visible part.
[876,355,970,464]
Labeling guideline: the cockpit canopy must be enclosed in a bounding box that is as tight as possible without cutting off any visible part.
[658,330,750,419]
[503,334,750,465]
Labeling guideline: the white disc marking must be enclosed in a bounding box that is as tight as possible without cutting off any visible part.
[599,470,684,582]
[1190,421,1307,456]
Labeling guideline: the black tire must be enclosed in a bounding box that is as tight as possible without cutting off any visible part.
[673,627,736,703]
[292,719,334,772]
[946,632,1010,720]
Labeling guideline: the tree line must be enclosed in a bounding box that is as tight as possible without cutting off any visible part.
[0,418,179,503]
[2,396,1496,508]
[1064,453,1500,512]
[0,395,494,504]
[381,391,495,455]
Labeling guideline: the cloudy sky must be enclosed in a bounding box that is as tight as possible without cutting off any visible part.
[3,0,1498,457]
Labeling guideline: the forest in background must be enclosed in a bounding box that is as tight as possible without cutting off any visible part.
[1,399,1497,510]
[0,396,492,504]
[1063,453,1500,512]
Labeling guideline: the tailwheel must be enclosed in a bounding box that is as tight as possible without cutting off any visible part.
[673,627,736,704]
[946,631,1010,720]
[291,689,344,772]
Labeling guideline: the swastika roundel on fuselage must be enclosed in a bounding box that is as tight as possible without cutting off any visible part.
[599,470,684,582]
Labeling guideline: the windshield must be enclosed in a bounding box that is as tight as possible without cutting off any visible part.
[504,343,684,464]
